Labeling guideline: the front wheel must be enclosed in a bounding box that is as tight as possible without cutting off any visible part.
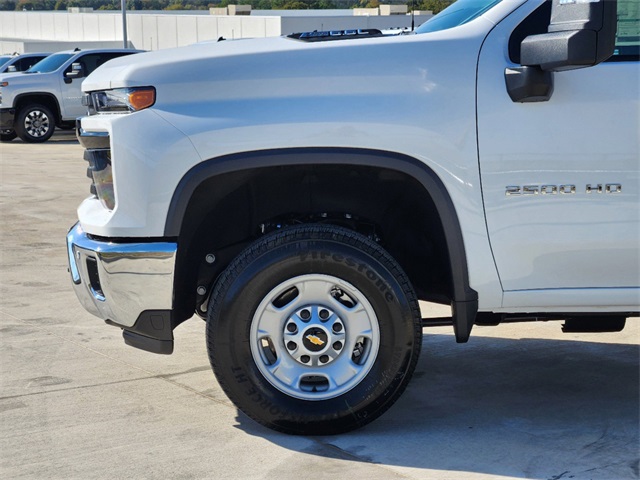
[15,104,55,143]
[207,224,422,434]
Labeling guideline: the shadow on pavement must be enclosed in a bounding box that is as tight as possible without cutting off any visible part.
[233,333,639,479]
[3,129,78,145]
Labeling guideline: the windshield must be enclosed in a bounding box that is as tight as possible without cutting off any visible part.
[416,0,504,34]
[25,53,73,73]
[0,56,13,68]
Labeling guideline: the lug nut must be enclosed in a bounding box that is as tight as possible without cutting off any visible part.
[333,341,342,351]
[300,309,311,321]
[319,309,330,321]
[300,355,310,363]
[205,253,216,264]
[319,355,329,363]
[287,341,297,350]
[286,323,297,333]
[197,286,207,296]
[332,323,343,333]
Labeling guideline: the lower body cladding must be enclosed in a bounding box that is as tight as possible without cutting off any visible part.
[66,223,177,354]
[0,107,15,133]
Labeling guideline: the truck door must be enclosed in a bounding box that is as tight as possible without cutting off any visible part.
[59,53,104,120]
[476,0,639,306]
[59,52,133,120]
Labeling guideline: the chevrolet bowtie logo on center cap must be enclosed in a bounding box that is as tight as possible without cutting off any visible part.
[305,334,325,346]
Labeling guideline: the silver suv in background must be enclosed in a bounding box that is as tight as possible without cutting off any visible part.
[0,48,142,143]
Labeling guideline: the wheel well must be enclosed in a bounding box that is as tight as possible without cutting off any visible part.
[172,163,455,322]
[15,94,61,125]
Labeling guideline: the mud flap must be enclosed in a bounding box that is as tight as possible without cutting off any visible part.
[452,299,478,343]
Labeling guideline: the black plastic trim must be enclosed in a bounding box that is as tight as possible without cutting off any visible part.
[106,309,175,354]
[288,29,385,42]
[0,108,15,129]
[165,147,479,338]
[123,330,174,355]
[14,92,62,123]
[505,66,554,103]
[475,312,638,326]
[563,316,626,333]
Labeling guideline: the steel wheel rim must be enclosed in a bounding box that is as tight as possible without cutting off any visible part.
[250,274,380,401]
[24,110,50,138]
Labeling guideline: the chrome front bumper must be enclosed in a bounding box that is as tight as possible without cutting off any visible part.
[66,223,177,328]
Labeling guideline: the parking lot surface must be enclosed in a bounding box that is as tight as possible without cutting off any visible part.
[1,132,638,480]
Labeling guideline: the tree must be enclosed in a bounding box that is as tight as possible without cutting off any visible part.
[415,0,452,14]
[16,0,47,10]
[281,1,309,8]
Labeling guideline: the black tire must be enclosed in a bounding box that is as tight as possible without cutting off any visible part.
[0,131,16,142]
[207,224,422,435]
[15,104,55,143]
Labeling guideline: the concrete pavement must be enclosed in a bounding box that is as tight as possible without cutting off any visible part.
[1,132,638,479]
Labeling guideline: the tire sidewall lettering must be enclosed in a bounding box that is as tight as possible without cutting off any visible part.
[299,250,396,303]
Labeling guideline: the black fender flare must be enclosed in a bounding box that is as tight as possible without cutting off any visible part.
[14,92,62,124]
[165,147,478,342]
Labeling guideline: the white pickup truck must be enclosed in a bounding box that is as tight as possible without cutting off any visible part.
[0,52,50,74]
[0,48,140,142]
[68,0,639,434]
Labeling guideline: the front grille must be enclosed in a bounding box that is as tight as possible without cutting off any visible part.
[83,148,114,210]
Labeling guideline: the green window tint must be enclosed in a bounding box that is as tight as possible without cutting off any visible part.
[614,0,640,58]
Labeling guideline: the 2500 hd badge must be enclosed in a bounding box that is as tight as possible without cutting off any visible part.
[506,183,623,196]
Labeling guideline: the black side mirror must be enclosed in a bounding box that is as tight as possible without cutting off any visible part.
[506,0,618,102]
[521,0,617,71]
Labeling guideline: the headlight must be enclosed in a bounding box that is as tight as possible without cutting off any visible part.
[90,87,155,113]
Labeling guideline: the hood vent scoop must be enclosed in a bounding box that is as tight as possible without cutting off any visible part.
[288,29,384,42]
